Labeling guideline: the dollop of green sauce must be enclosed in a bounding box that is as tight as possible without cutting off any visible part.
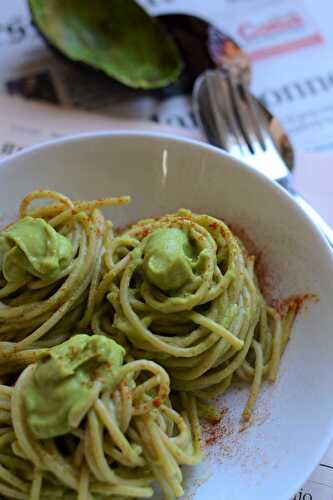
[0,217,72,282]
[143,228,195,291]
[25,334,125,439]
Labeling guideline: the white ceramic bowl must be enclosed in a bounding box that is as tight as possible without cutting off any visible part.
[1,131,333,500]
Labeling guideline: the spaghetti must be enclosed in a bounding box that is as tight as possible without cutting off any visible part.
[1,335,201,499]
[95,209,296,421]
[0,191,296,500]
[0,189,129,374]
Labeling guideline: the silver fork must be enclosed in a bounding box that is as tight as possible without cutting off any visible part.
[193,69,333,246]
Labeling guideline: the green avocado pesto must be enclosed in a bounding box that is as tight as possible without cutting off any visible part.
[0,217,72,282]
[25,334,125,439]
[143,227,196,291]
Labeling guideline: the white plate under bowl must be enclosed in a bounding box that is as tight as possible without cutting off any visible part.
[0,132,332,500]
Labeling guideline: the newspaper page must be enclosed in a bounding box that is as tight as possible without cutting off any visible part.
[1,1,333,499]
[0,95,200,158]
[2,0,333,151]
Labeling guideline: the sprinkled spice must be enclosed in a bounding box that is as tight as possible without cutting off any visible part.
[202,408,230,446]
[272,293,318,316]
[138,227,151,239]
[229,223,319,314]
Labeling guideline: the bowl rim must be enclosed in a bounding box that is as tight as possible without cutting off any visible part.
[1,129,331,251]
[1,129,333,498]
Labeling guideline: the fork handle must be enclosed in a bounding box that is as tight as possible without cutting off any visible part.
[290,190,333,247]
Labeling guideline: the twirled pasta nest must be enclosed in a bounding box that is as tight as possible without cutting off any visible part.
[95,210,295,420]
[3,349,201,499]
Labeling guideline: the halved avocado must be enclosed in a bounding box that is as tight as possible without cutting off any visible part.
[29,0,183,89]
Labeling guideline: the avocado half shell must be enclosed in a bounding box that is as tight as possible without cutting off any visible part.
[29,0,183,89]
